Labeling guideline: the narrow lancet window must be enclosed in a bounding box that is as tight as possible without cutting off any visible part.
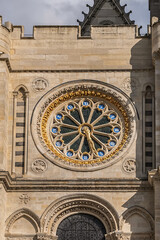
[143,85,155,173]
[12,86,29,175]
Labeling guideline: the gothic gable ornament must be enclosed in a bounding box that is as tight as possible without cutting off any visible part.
[31,80,136,171]
[78,0,135,36]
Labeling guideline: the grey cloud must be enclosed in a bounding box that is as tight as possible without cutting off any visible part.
[0,0,149,34]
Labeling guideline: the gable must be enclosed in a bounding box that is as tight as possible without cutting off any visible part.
[78,0,135,35]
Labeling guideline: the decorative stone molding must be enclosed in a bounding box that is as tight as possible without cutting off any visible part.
[36,233,58,240]
[41,194,119,235]
[32,78,48,92]
[31,80,137,171]
[32,159,47,173]
[0,171,152,191]
[122,159,136,174]
[119,206,154,232]
[5,208,40,235]
[19,193,30,204]
[122,77,139,93]
[105,231,125,240]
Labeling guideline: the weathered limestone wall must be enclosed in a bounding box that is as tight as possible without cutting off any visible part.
[0,21,156,239]
[154,180,160,240]
[0,19,10,171]
[0,61,9,171]
[10,25,152,71]
[4,25,153,179]
[152,22,160,167]
[0,184,6,240]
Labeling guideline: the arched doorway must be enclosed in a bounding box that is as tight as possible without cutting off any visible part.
[56,213,106,240]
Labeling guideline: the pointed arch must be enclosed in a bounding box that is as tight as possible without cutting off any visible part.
[142,83,155,173]
[5,208,40,236]
[120,206,154,232]
[14,84,29,93]
[12,84,29,175]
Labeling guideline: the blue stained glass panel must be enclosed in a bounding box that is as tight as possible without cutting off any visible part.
[56,114,62,120]
[67,151,73,157]
[109,141,116,147]
[109,114,116,120]
[114,127,120,133]
[98,104,105,110]
[83,101,89,106]
[98,150,104,156]
[67,104,74,110]
[56,141,62,147]
[82,154,89,160]
[52,127,58,133]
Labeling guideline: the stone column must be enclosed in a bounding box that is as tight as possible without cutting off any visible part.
[149,167,160,240]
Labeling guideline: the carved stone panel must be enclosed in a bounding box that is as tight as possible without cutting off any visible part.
[32,78,48,92]
[122,159,136,173]
[32,159,47,173]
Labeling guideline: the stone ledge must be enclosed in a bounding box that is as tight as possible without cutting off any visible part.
[0,171,152,192]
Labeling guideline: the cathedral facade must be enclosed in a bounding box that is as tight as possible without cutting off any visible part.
[0,0,160,239]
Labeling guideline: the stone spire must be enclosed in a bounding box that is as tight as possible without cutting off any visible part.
[77,0,135,36]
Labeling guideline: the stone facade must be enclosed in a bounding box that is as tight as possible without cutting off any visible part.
[0,0,160,239]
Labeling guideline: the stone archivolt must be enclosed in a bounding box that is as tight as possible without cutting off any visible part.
[4,194,154,240]
[40,194,119,235]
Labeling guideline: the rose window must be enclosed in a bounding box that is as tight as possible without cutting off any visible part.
[32,81,134,171]
[50,98,123,163]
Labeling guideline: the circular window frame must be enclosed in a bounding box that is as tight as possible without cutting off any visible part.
[31,80,137,171]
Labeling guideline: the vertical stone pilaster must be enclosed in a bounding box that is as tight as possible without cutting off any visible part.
[0,184,6,240]
[154,179,160,239]
[0,61,9,171]
[24,91,29,174]
[12,91,18,174]
[155,57,160,167]
[149,167,160,240]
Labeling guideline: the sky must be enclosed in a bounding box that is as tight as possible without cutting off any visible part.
[0,0,150,34]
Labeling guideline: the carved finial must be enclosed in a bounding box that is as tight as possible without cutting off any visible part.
[86,4,92,12]
[126,10,132,17]
[77,19,82,25]
[82,11,88,20]
[138,25,142,35]
[122,4,127,11]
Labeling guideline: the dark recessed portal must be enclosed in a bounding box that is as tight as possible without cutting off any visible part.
[56,213,106,240]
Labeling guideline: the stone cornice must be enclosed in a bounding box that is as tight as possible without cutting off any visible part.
[0,171,152,192]
[0,56,154,73]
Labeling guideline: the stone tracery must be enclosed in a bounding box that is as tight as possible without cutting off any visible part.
[31,80,137,171]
